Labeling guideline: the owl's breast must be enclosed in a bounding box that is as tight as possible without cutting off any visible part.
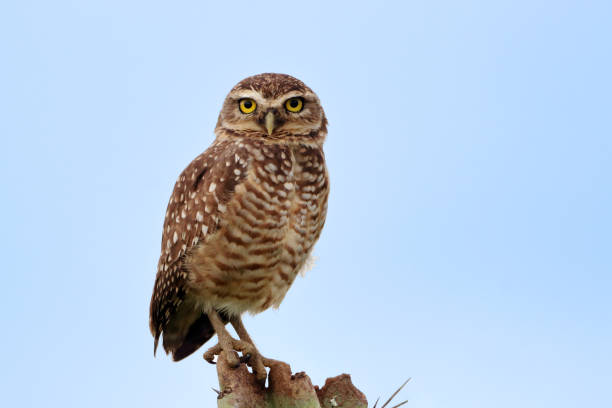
[186,141,329,315]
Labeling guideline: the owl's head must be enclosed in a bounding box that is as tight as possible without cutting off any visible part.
[215,73,327,143]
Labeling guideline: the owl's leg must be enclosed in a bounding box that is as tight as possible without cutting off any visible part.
[203,310,258,369]
[230,315,271,382]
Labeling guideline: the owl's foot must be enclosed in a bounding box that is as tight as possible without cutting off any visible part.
[229,315,273,383]
[240,348,271,383]
[203,310,269,381]
[203,338,270,382]
[203,337,258,369]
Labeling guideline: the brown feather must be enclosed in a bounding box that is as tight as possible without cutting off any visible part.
[149,73,329,360]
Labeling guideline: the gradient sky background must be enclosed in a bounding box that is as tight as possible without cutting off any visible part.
[1,1,611,407]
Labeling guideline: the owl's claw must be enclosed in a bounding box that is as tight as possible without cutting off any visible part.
[239,353,252,364]
[203,344,222,365]
[203,338,257,370]
[204,312,271,382]
[242,350,271,383]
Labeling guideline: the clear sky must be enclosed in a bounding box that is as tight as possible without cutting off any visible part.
[1,1,610,407]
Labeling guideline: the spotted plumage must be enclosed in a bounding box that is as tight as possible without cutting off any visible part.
[149,73,329,362]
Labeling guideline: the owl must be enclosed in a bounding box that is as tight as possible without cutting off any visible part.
[149,73,329,381]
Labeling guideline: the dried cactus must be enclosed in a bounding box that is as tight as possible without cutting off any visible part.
[212,351,407,408]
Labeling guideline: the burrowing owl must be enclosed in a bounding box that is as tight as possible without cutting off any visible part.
[149,73,329,380]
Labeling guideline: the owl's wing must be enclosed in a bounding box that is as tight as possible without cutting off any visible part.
[149,139,249,356]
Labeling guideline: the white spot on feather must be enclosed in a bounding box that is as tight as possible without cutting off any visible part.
[265,163,278,172]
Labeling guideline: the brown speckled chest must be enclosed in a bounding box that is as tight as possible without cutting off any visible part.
[176,138,328,315]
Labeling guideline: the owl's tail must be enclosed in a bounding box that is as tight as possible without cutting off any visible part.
[169,311,229,362]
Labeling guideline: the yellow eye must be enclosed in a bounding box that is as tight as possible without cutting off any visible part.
[285,97,303,113]
[239,98,257,114]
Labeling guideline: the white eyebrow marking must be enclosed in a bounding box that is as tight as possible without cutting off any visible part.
[230,89,264,102]
[230,90,316,107]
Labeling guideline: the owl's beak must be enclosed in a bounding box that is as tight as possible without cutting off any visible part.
[265,111,275,136]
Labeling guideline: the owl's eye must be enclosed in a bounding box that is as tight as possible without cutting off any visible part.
[285,97,304,113]
[239,98,257,114]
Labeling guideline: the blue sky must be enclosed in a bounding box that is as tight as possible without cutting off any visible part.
[1,1,610,407]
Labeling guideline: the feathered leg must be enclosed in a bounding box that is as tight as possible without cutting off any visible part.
[230,315,272,382]
[203,310,255,369]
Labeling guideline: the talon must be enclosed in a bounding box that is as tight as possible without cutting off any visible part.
[239,353,252,364]
[200,314,273,383]
[203,344,222,364]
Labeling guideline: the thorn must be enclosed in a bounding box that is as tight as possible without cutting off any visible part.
[390,401,408,408]
[211,387,220,395]
[381,378,411,408]
[372,397,380,408]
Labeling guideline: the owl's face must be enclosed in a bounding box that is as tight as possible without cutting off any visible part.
[216,73,327,142]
